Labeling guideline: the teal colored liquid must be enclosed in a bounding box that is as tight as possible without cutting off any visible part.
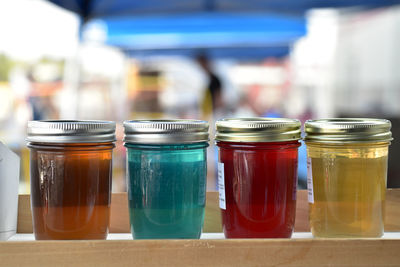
[125,143,208,239]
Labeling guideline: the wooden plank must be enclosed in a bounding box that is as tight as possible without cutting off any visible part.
[1,238,400,267]
[17,189,400,234]
[295,189,309,232]
[109,193,130,233]
[16,194,32,234]
[385,189,400,231]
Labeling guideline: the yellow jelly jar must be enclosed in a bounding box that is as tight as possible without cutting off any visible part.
[304,118,392,238]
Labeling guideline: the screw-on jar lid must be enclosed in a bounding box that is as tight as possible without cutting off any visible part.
[304,118,393,143]
[27,120,116,143]
[215,117,301,142]
[123,120,209,144]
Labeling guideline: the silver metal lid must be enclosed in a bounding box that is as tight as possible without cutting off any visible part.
[123,120,209,144]
[304,118,392,143]
[215,117,301,142]
[27,120,116,143]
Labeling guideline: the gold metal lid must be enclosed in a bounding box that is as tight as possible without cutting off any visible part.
[215,117,301,142]
[304,118,392,143]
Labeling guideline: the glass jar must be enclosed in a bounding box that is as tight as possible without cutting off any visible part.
[215,118,301,238]
[123,120,209,239]
[27,120,116,240]
[304,118,392,238]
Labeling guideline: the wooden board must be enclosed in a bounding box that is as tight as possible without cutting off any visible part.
[17,189,400,233]
[1,238,400,267]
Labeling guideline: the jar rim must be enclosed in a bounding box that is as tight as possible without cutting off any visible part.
[123,119,209,144]
[26,120,116,143]
[304,118,392,143]
[215,117,301,142]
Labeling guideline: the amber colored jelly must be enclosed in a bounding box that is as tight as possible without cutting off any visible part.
[217,141,300,238]
[304,118,392,238]
[307,142,388,237]
[28,143,114,240]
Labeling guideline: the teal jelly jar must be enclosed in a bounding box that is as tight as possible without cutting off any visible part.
[123,120,209,239]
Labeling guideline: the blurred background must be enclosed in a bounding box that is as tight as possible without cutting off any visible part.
[1,0,400,193]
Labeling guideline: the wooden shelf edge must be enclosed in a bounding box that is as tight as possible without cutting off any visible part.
[1,238,400,267]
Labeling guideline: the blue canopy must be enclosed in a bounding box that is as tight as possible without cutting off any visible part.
[126,46,291,60]
[96,13,305,50]
[49,0,400,20]
[48,0,399,58]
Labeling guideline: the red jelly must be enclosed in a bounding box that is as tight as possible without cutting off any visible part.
[215,118,301,238]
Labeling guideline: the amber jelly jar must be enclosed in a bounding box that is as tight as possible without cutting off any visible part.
[305,118,392,238]
[27,120,116,240]
[215,118,301,238]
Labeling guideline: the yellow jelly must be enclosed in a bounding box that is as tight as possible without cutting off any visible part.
[305,119,392,238]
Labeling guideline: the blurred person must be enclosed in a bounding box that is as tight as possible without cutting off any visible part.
[27,70,59,120]
[196,54,224,191]
[197,54,223,118]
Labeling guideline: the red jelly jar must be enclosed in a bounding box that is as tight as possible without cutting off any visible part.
[215,118,301,238]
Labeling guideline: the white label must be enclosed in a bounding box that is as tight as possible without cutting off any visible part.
[307,157,314,203]
[217,162,226,210]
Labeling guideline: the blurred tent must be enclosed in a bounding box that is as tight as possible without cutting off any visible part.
[48,0,400,19]
[93,13,305,58]
[126,47,291,60]
[47,0,400,58]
